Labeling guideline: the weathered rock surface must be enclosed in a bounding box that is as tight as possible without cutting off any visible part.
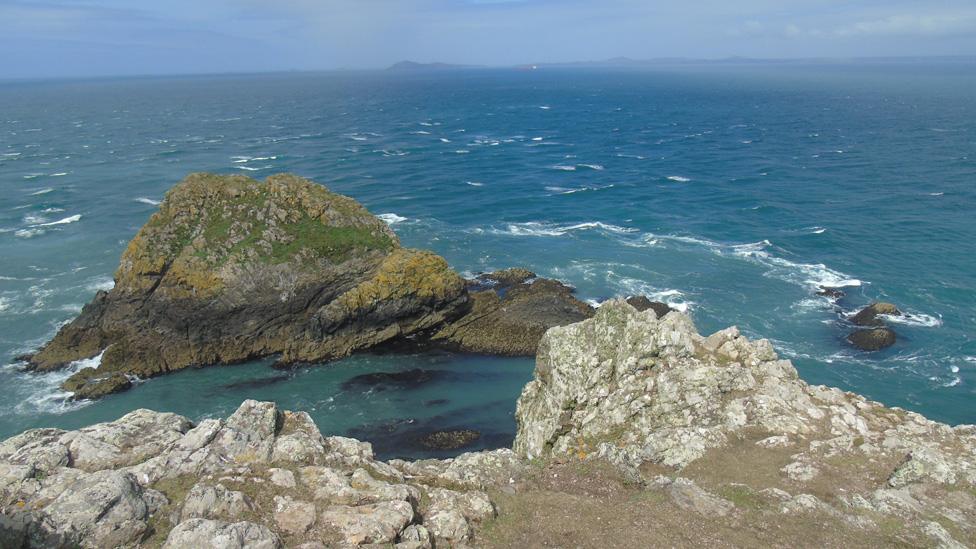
[850,302,902,326]
[432,270,595,355]
[5,297,975,546]
[0,401,510,547]
[513,299,976,546]
[848,327,897,351]
[23,173,469,394]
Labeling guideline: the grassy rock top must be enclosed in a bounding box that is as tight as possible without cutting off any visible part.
[117,173,398,295]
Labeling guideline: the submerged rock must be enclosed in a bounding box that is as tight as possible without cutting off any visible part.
[816,286,846,299]
[23,173,467,396]
[340,369,445,392]
[420,430,482,450]
[850,302,902,326]
[432,272,594,356]
[848,327,897,351]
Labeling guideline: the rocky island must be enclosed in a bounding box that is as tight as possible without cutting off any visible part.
[20,173,600,399]
[3,301,975,547]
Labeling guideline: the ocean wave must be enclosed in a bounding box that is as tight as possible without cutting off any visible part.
[466,181,484,187]
[14,228,45,238]
[86,276,115,293]
[49,172,68,177]
[29,188,54,196]
[488,221,637,237]
[10,352,103,416]
[880,312,943,328]
[37,214,81,227]
[551,165,576,171]
[378,213,407,225]
[545,184,615,195]
[135,197,161,206]
[666,176,691,183]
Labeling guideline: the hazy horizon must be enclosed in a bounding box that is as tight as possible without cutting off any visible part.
[3,1,976,79]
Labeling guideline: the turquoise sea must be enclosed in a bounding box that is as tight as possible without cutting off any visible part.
[1,63,974,458]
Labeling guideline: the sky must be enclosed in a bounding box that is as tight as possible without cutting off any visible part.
[2,0,976,78]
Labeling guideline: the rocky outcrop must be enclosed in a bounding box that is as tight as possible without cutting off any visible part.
[850,302,902,326]
[0,400,513,548]
[432,270,594,356]
[4,301,976,546]
[848,327,897,351]
[847,302,902,351]
[22,173,468,394]
[19,174,635,398]
[513,300,976,546]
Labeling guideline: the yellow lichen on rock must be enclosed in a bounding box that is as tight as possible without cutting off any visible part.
[336,249,465,312]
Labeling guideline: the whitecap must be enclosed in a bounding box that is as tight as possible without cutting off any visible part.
[15,228,44,238]
[667,176,691,183]
[42,208,64,213]
[135,197,162,206]
[12,352,104,415]
[578,164,604,171]
[455,150,470,154]
[552,165,577,171]
[466,181,484,187]
[235,166,261,171]
[489,221,637,238]
[37,214,81,227]
[411,131,431,135]
[30,188,54,196]
[23,174,43,180]
[378,213,407,225]
[49,172,68,177]
[439,138,451,143]
[539,106,551,110]
[86,276,115,292]
[0,297,9,313]
[880,312,942,328]
[532,137,544,141]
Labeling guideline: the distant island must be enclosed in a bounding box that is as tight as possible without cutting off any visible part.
[386,61,480,71]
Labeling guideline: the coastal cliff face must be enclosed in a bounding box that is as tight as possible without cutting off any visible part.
[22,173,595,399]
[3,301,975,547]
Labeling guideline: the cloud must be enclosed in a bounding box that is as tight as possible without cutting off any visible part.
[836,12,976,37]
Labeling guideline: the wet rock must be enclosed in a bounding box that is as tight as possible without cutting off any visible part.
[419,430,481,450]
[476,267,536,288]
[850,302,901,326]
[625,295,676,318]
[817,286,846,299]
[433,274,594,356]
[61,368,132,399]
[847,328,896,351]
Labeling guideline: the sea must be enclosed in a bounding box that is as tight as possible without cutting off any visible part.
[1,62,974,459]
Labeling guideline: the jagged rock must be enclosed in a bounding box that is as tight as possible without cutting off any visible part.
[41,470,159,548]
[817,286,846,299]
[163,519,282,549]
[848,328,897,351]
[625,295,676,318]
[850,302,902,326]
[433,273,594,355]
[60,369,131,399]
[420,429,481,450]
[23,173,467,396]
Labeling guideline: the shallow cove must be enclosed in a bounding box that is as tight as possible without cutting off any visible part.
[0,352,534,461]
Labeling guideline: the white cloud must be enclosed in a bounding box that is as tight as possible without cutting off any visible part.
[836,12,976,37]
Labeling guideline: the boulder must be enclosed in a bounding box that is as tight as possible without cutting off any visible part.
[847,328,897,351]
[433,272,594,356]
[22,173,467,396]
[850,302,901,326]
[163,519,282,549]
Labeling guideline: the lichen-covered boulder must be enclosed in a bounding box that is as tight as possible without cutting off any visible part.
[23,173,467,396]
[848,327,897,351]
[850,302,902,326]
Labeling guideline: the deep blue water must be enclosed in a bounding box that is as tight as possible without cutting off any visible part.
[1,64,974,456]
